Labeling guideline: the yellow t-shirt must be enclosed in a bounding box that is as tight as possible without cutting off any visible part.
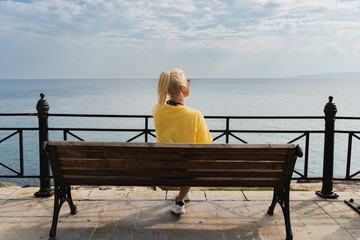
[152,104,212,143]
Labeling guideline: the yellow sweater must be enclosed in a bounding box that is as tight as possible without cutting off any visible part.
[152,104,212,143]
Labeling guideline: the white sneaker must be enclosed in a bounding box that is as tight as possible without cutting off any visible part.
[172,192,191,202]
[170,200,185,214]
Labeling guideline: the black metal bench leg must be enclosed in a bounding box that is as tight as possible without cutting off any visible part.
[267,189,278,215]
[49,187,65,240]
[279,189,293,240]
[66,185,77,214]
[49,185,78,240]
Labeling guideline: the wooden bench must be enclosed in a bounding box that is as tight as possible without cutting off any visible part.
[44,141,303,240]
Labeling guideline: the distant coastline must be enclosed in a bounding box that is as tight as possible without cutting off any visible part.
[291,72,360,79]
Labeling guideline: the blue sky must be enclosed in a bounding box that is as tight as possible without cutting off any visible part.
[0,0,359,79]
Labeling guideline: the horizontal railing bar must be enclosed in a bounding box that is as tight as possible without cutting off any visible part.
[211,130,324,133]
[49,113,152,118]
[336,116,360,120]
[0,113,37,116]
[4,113,360,120]
[49,128,152,132]
[336,131,360,134]
[49,113,325,120]
[205,116,325,119]
[0,128,38,131]
[0,175,41,178]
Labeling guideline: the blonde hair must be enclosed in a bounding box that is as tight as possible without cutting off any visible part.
[155,68,187,112]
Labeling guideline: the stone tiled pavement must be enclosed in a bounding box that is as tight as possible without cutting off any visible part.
[1,186,360,240]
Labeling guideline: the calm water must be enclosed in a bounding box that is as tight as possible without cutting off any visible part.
[1,78,360,185]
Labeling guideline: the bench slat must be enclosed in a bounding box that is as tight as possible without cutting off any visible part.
[49,141,293,150]
[61,168,283,178]
[59,159,284,170]
[62,175,280,187]
[56,151,287,161]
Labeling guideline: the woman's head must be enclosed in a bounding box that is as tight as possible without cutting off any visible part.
[156,68,189,110]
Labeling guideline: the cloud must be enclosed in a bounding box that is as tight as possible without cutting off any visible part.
[0,0,360,78]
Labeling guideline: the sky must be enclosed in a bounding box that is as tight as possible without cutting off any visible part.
[0,0,360,79]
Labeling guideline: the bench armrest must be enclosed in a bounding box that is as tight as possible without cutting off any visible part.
[295,144,303,158]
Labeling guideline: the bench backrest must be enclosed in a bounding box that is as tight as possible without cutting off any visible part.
[45,141,301,188]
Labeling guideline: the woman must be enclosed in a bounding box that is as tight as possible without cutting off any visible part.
[152,68,212,214]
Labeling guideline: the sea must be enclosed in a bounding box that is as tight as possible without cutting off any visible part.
[1,78,360,186]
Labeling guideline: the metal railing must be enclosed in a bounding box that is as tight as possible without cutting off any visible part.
[0,94,359,199]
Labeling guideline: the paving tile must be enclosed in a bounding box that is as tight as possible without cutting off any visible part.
[172,229,224,240]
[90,201,126,239]
[220,222,262,240]
[0,186,20,199]
[326,192,359,201]
[354,192,360,198]
[259,225,314,240]
[115,201,141,229]
[317,200,360,228]
[245,200,305,228]
[132,229,172,240]
[258,226,288,240]
[290,191,324,201]
[171,201,220,231]
[242,191,273,201]
[346,228,360,239]
[305,224,354,240]
[127,189,166,201]
[7,187,40,199]
[71,188,92,200]
[0,199,57,239]
[135,201,172,230]
[213,201,253,222]
[88,187,117,200]
[0,199,36,236]
[166,190,206,201]
[291,201,338,226]
[110,201,141,239]
[113,188,129,200]
[0,199,6,207]
[0,202,53,240]
[205,191,245,201]
[55,200,109,240]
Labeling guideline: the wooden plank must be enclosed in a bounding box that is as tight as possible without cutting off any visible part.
[56,151,288,161]
[48,141,294,151]
[59,159,284,170]
[61,168,283,178]
[62,175,280,187]
[54,147,291,156]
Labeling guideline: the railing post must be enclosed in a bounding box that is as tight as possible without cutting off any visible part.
[226,118,229,143]
[34,93,54,197]
[316,96,338,198]
[145,117,148,143]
